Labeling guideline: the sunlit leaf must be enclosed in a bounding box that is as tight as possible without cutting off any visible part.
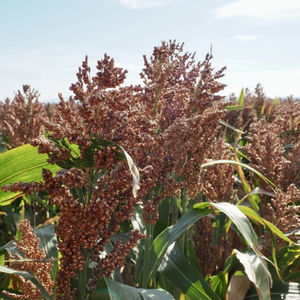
[194,202,259,250]
[0,144,60,205]
[237,88,244,106]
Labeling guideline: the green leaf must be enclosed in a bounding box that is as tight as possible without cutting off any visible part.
[0,144,60,205]
[158,243,220,300]
[105,278,174,300]
[154,197,171,238]
[234,250,271,300]
[194,202,259,250]
[275,245,300,279]
[237,88,244,106]
[224,104,244,111]
[144,208,212,287]
[0,265,51,299]
[200,160,278,189]
[237,205,294,244]
[210,273,228,299]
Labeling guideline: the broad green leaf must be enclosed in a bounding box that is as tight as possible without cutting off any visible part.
[237,205,294,244]
[143,208,212,287]
[105,278,174,300]
[0,144,60,205]
[245,281,300,299]
[201,160,278,189]
[210,273,228,299]
[0,265,51,299]
[234,250,271,300]
[139,289,174,300]
[194,202,259,250]
[159,243,220,300]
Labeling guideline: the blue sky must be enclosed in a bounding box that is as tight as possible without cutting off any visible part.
[1,0,300,101]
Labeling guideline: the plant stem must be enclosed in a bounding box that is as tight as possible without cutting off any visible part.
[179,189,188,251]
[141,222,154,288]
[171,196,178,225]
[78,251,90,300]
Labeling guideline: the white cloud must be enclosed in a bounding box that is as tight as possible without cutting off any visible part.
[234,35,259,41]
[119,0,169,9]
[214,0,300,20]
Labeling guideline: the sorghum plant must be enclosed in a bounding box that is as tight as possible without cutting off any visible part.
[0,85,47,148]
[1,41,299,300]
[3,56,146,299]
[2,219,54,299]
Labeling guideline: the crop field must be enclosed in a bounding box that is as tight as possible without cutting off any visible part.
[0,41,299,299]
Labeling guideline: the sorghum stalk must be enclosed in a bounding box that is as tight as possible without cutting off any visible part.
[140,222,154,288]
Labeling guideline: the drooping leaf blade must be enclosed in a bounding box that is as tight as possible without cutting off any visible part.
[201,160,278,189]
[237,205,294,244]
[234,250,271,300]
[194,202,259,250]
